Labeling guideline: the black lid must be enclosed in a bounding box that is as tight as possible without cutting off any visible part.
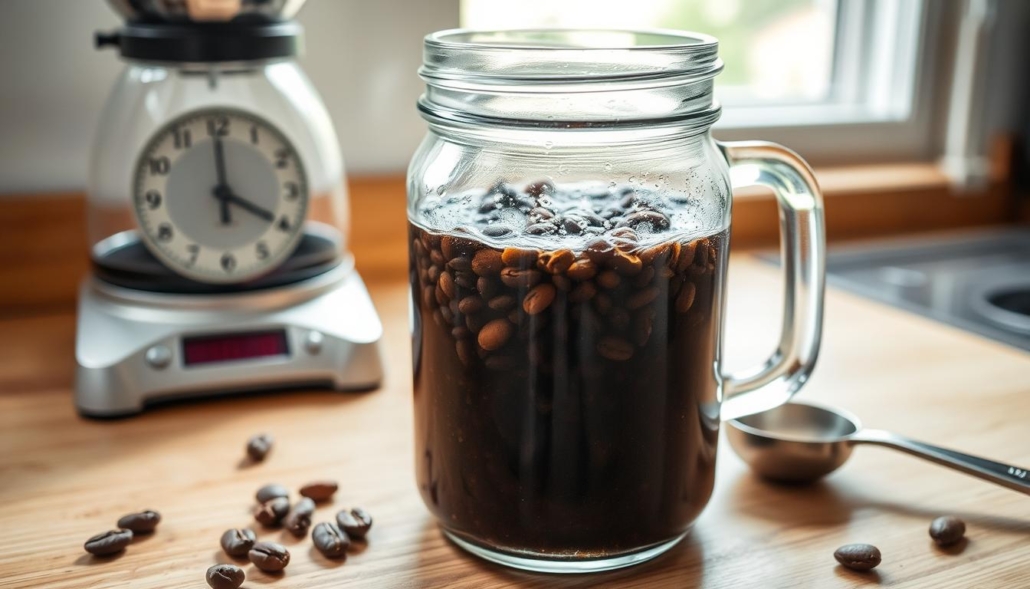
[96,21,302,63]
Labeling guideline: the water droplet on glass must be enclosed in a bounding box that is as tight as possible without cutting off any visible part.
[628,176,636,183]
[604,162,613,172]
[436,185,446,195]
[544,141,554,149]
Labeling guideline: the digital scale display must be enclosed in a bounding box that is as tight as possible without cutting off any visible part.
[182,330,290,366]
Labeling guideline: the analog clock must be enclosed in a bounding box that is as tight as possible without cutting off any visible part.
[132,108,309,283]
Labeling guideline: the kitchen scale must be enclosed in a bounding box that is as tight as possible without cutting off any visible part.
[76,0,383,417]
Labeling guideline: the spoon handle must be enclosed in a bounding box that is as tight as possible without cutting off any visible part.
[853,429,1030,495]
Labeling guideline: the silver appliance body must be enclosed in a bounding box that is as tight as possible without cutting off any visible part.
[75,260,383,417]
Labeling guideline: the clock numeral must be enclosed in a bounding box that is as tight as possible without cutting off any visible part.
[284,181,300,200]
[256,241,270,260]
[277,216,291,232]
[207,116,230,137]
[157,223,174,242]
[172,126,192,149]
[220,252,236,272]
[144,190,162,209]
[147,156,170,175]
[185,244,200,267]
[275,147,291,169]
[250,125,260,145]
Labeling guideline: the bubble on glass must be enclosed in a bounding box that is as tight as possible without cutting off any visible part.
[604,162,613,172]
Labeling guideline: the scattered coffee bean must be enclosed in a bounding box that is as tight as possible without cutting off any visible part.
[833,543,881,571]
[312,522,351,558]
[253,496,290,527]
[220,528,257,558]
[929,516,966,546]
[336,507,373,539]
[206,564,245,589]
[84,529,132,556]
[284,497,316,537]
[116,510,160,534]
[676,282,697,313]
[248,541,290,573]
[255,483,289,503]
[246,433,273,462]
[299,480,338,502]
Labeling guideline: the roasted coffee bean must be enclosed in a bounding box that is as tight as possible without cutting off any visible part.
[501,247,538,267]
[116,510,160,534]
[529,207,555,221]
[609,227,639,242]
[427,265,441,282]
[439,271,456,298]
[584,238,615,264]
[253,496,290,527]
[633,266,656,287]
[538,249,575,274]
[552,274,572,291]
[284,497,316,537]
[617,210,670,232]
[597,270,620,289]
[453,271,476,289]
[429,249,445,266]
[525,180,554,196]
[336,507,373,539]
[299,480,338,502]
[477,276,498,299]
[84,529,132,556]
[471,248,504,275]
[833,543,881,571]
[421,286,434,309]
[929,516,966,546]
[523,284,556,315]
[249,541,291,573]
[488,295,516,312]
[500,267,542,289]
[608,251,643,275]
[206,564,245,589]
[246,433,273,462]
[256,483,289,503]
[628,286,660,310]
[676,282,697,313]
[447,256,472,272]
[312,522,351,558]
[593,293,613,315]
[434,285,449,306]
[451,326,470,339]
[458,296,484,314]
[479,319,514,351]
[466,313,486,333]
[676,241,697,271]
[526,222,557,236]
[562,217,585,235]
[482,225,513,238]
[567,258,598,281]
[569,282,597,303]
[440,236,471,260]
[220,528,257,558]
[597,336,633,361]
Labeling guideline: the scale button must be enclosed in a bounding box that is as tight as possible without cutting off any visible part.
[305,331,324,355]
[145,345,172,369]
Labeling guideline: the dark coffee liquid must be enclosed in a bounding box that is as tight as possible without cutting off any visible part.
[410,183,726,557]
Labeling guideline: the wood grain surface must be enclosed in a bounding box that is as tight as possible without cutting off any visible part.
[2,257,1030,588]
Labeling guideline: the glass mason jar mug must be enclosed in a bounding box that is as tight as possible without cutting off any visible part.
[408,29,825,573]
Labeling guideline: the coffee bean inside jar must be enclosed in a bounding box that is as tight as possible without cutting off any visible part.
[410,181,725,556]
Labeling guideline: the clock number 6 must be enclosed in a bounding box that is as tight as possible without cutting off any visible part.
[221,252,236,272]
[157,223,173,242]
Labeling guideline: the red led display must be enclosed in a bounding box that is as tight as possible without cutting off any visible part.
[182,330,289,366]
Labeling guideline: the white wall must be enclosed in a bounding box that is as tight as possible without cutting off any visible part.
[0,0,457,194]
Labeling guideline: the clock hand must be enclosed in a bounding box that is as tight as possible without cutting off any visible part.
[223,191,276,222]
[213,138,231,225]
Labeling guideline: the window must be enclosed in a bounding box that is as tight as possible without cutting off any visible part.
[461,0,950,166]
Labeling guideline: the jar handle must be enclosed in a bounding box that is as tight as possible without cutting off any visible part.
[717,141,826,421]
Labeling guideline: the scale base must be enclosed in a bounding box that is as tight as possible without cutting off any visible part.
[75,263,383,417]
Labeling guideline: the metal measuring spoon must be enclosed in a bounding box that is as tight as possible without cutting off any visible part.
[726,401,1030,494]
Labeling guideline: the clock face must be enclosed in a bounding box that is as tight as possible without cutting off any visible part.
[132,108,309,283]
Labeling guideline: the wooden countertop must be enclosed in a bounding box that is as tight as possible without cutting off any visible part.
[2,256,1030,588]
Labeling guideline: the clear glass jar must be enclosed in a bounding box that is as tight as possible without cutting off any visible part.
[408,29,825,573]
[88,60,347,292]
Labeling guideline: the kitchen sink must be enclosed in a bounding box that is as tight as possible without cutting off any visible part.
[819,228,1030,352]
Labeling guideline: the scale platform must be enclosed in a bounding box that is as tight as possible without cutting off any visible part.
[75,259,383,417]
